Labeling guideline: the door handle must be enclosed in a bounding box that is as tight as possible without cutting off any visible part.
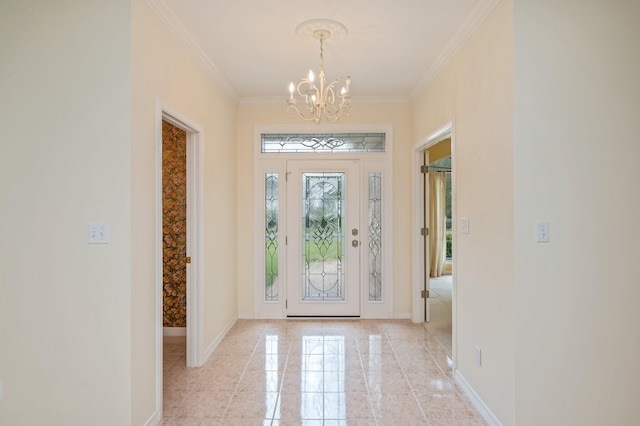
[352,240,359,247]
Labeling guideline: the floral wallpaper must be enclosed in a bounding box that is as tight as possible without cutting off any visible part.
[162,120,187,327]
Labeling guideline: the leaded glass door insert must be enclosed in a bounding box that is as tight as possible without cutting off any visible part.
[302,172,345,301]
[286,160,360,316]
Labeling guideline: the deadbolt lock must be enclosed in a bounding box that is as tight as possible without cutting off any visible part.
[352,228,358,236]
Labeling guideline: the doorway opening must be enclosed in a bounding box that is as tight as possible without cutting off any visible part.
[154,104,205,418]
[412,123,455,359]
[161,119,188,346]
[425,146,453,357]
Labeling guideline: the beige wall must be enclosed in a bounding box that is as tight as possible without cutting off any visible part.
[411,0,515,423]
[0,1,132,424]
[236,104,412,317]
[513,0,640,424]
[131,0,238,423]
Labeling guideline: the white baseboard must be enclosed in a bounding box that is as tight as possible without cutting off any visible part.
[454,370,501,426]
[202,314,238,362]
[393,312,411,319]
[163,326,186,336]
[237,312,254,319]
[144,410,161,426]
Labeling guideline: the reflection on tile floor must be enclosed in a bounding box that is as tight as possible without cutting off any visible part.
[161,320,486,425]
[425,276,453,358]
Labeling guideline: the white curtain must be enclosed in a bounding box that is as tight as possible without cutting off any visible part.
[429,171,447,277]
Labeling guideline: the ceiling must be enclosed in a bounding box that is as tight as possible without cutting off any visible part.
[150,0,497,103]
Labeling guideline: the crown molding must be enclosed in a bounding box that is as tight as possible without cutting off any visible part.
[238,96,410,107]
[144,0,239,100]
[409,0,501,99]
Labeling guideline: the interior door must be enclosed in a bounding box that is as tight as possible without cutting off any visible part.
[286,159,361,316]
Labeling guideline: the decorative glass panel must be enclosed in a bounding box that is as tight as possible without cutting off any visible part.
[302,173,345,301]
[368,173,382,301]
[262,133,385,153]
[265,173,279,301]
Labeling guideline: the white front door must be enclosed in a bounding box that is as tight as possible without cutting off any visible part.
[286,160,361,316]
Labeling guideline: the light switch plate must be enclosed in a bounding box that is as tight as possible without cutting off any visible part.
[461,217,470,234]
[88,223,109,244]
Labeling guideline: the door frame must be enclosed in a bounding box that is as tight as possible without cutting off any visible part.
[412,121,456,325]
[154,99,205,417]
[253,124,394,319]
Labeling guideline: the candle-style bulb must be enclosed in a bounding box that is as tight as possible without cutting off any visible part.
[308,69,315,82]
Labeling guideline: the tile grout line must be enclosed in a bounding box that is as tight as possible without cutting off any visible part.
[219,326,267,421]
[162,344,188,423]
[272,337,293,426]
[354,334,380,426]
[421,325,487,424]
[383,330,432,426]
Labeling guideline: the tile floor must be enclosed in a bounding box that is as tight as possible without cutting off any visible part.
[161,320,485,425]
[425,276,453,358]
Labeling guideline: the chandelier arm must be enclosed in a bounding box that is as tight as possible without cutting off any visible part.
[286,20,351,123]
[287,104,318,122]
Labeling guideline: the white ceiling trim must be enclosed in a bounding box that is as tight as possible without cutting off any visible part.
[409,0,502,99]
[238,96,410,107]
[144,0,239,100]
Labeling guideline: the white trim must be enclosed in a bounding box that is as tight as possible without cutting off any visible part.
[256,123,394,137]
[185,124,205,368]
[454,370,502,426]
[144,409,161,426]
[158,103,205,368]
[449,125,458,366]
[237,312,254,320]
[238,96,410,107]
[409,0,501,99]
[202,315,238,362]
[153,102,164,424]
[163,327,186,336]
[144,0,238,100]
[153,98,206,424]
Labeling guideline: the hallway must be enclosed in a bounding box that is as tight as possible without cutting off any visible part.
[161,320,485,425]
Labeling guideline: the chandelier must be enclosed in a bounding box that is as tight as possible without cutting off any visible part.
[287,20,352,124]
